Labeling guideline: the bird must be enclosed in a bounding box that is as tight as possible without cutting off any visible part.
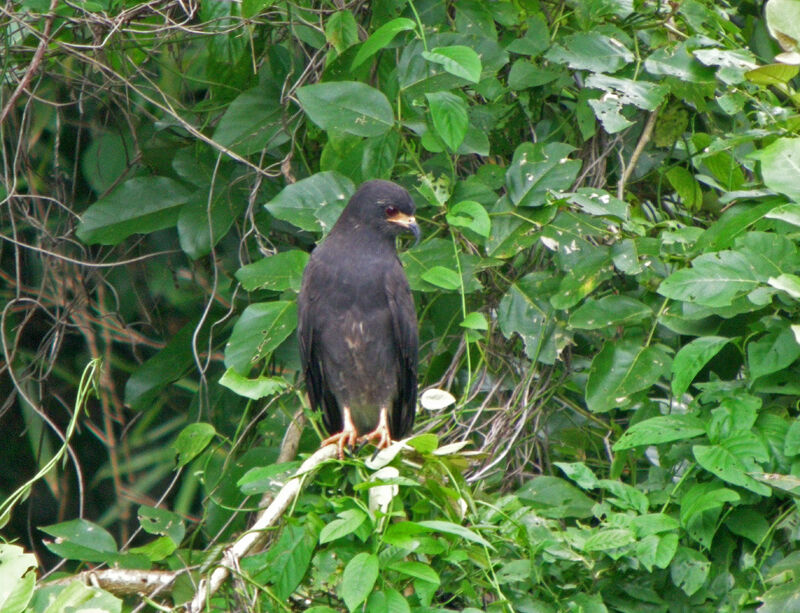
[297,180,420,458]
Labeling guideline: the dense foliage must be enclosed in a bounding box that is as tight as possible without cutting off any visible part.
[3,0,800,610]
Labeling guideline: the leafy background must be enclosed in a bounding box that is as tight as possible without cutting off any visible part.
[3,0,800,610]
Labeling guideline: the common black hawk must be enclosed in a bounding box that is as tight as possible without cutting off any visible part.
[297,180,420,457]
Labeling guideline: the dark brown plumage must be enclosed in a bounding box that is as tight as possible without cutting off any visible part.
[297,180,419,457]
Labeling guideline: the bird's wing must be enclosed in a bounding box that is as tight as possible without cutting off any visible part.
[297,258,342,434]
[385,262,418,439]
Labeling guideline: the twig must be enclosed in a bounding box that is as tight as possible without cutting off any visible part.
[0,0,59,126]
[186,444,337,612]
[616,109,660,201]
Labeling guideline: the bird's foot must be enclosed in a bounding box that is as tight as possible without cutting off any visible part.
[321,406,359,459]
[358,407,393,450]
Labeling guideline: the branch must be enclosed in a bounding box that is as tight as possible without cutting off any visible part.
[616,108,660,201]
[0,0,59,126]
[186,444,337,612]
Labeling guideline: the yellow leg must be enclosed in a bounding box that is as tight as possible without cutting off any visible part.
[321,406,359,459]
[358,407,392,450]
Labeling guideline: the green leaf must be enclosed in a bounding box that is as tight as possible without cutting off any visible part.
[319,509,368,544]
[671,336,731,397]
[235,250,309,292]
[177,190,245,259]
[545,32,634,73]
[224,301,298,374]
[212,85,288,155]
[263,523,318,600]
[0,544,37,613]
[505,142,581,207]
[765,203,800,228]
[241,0,276,18]
[726,507,770,544]
[671,547,710,596]
[756,137,800,201]
[588,96,634,133]
[388,561,440,585]
[497,273,559,364]
[137,505,185,545]
[657,250,762,307]
[460,311,488,330]
[666,167,703,211]
[583,528,635,552]
[415,521,494,549]
[40,519,117,563]
[264,171,354,233]
[406,433,439,453]
[173,423,216,467]
[693,443,771,496]
[767,273,800,299]
[746,63,800,85]
[748,326,800,380]
[124,318,207,410]
[219,368,289,400]
[567,188,628,220]
[325,11,359,54]
[341,552,379,611]
[420,266,462,290]
[613,415,706,450]
[446,200,491,237]
[506,15,550,56]
[585,74,668,111]
[425,91,468,151]
[351,18,416,68]
[680,483,740,528]
[76,177,191,245]
[517,476,594,519]
[421,45,482,83]
[297,81,394,137]
[785,420,800,456]
[585,339,671,413]
[550,248,613,310]
[568,295,651,330]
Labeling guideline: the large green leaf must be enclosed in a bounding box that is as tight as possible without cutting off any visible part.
[426,91,468,151]
[264,171,354,233]
[693,437,771,496]
[517,476,594,518]
[351,17,416,68]
[585,338,671,413]
[657,250,762,307]
[614,415,706,450]
[224,301,298,374]
[757,137,800,201]
[671,336,731,397]
[341,552,379,611]
[235,250,309,292]
[0,544,37,613]
[261,523,318,600]
[585,74,668,110]
[76,177,191,245]
[568,295,651,330]
[497,272,560,364]
[421,45,482,83]
[297,81,394,137]
[124,318,208,410]
[40,519,117,563]
[177,190,245,259]
[748,326,800,380]
[505,142,581,207]
[212,85,288,155]
[545,32,634,73]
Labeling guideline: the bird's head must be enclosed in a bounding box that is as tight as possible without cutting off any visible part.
[340,180,421,245]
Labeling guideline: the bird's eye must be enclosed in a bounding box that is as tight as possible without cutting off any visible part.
[385,206,398,217]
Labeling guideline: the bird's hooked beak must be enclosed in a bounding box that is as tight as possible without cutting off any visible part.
[388,212,421,245]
